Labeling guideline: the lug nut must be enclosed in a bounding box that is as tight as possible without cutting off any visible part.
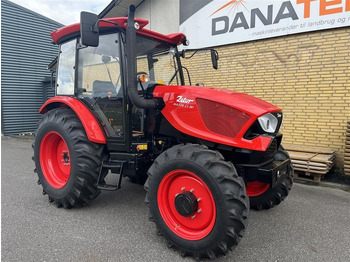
[190,188,194,193]
[191,215,196,219]
[197,198,201,202]
[181,187,185,191]
[197,209,202,213]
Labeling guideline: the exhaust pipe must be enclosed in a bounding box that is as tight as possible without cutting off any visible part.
[126,5,158,109]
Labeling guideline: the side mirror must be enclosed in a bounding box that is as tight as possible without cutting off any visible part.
[80,12,99,47]
[211,49,219,70]
[181,50,186,58]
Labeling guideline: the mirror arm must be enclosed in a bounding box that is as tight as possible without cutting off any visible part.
[182,66,192,86]
[182,48,218,59]
[183,50,199,59]
[93,19,121,32]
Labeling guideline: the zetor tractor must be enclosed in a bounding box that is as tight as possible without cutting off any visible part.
[33,5,293,260]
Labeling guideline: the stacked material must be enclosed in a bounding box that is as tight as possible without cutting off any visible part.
[345,120,350,176]
[283,143,335,176]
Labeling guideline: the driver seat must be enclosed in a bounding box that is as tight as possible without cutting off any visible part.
[92,80,116,97]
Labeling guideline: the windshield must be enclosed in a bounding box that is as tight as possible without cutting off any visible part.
[135,35,182,86]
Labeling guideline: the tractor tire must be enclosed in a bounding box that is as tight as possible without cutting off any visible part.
[33,108,106,208]
[144,144,249,260]
[247,146,294,210]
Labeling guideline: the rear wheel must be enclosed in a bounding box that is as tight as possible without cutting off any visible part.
[145,144,249,260]
[248,146,293,210]
[33,108,106,208]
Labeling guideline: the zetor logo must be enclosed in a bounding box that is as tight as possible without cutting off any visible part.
[211,0,350,35]
[176,96,194,104]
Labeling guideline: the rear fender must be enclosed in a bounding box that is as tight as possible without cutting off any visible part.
[40,97,106,144]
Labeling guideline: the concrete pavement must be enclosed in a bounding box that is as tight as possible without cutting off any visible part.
[2,137,350,261]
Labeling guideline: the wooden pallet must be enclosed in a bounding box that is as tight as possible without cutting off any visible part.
[294,171,323,182]
[345,120,350,176]
[284,144,335,154]
[283,143,335,182]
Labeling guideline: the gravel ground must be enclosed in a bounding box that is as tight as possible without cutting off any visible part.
[2,137,350,261]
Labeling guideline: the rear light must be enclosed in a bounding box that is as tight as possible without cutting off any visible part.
[197,98,250,138]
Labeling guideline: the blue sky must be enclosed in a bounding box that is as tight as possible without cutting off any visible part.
[10,0,112,25]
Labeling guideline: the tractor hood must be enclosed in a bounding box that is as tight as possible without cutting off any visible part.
[153,85,282,151]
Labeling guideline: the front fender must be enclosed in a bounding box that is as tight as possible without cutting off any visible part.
[40,97,106,144]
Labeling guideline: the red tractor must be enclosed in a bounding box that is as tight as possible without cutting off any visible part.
[33,5,293,260]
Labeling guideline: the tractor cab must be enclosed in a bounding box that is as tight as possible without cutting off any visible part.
[52,15,188,153]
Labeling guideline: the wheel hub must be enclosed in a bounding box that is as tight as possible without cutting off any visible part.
[175,191,198,217]
[62,152,70,163]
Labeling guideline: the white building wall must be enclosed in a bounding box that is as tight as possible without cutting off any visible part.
[136,0,179,35]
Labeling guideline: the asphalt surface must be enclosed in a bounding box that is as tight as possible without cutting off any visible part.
[2,137,350,262]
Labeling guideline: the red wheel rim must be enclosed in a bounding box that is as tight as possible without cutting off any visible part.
[40,131,71,189]
[157,170,216,240]
[246,181,270,197]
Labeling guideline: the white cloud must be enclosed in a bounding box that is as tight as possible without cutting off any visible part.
[9,0,112,25]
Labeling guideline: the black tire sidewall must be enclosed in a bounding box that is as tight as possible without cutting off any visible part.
[149,159,228,251]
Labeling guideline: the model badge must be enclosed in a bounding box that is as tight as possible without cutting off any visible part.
[176,95,194,104]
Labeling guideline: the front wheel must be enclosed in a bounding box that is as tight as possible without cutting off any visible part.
[33,108,106,208]
[145,144,249,260]
[247,146,294,210]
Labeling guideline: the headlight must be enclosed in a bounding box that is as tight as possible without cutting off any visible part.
[258,113,278,133]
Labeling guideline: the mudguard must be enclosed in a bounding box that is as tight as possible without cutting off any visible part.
[40,97,106,144]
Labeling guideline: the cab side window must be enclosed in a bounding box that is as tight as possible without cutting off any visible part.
[77,34,121,98]
[56,39,76,95]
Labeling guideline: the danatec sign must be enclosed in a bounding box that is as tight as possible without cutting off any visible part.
[180,0,350,49]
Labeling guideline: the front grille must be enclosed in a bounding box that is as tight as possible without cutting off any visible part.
[196,98,251,138]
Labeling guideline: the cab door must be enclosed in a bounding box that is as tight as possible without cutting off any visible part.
[77,32,129,150]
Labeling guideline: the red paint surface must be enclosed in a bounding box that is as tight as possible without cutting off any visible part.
[246,181,270,197]
[40,131,70,189]
[51,17,186,45]
[40,97,106,144]
[154,85,281,151]
[157,170,216,240]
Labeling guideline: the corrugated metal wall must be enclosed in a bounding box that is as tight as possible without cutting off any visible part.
[1,0,62,134]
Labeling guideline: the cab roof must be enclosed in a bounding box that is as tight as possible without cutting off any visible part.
[51,17,187,46]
